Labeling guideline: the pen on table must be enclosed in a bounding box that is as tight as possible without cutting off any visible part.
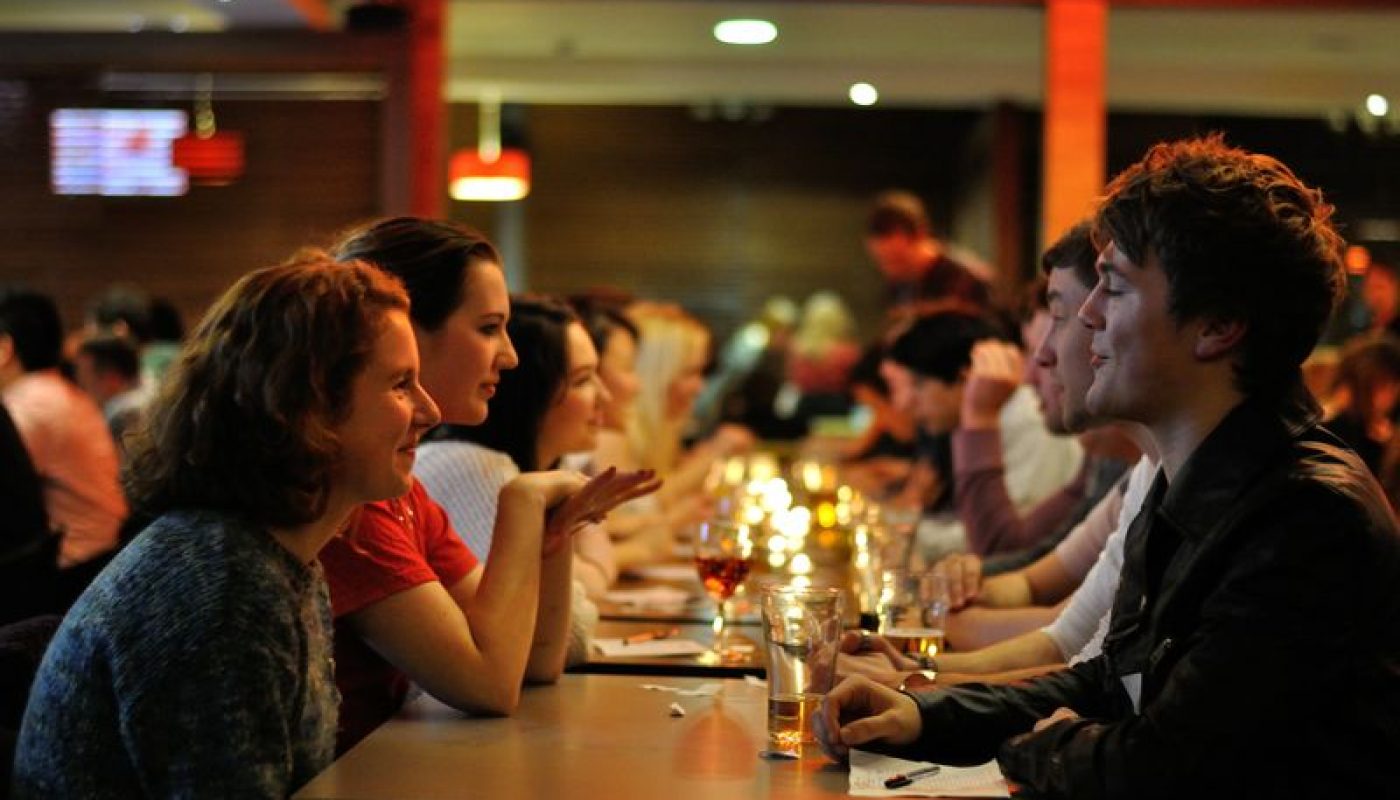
[623,627,679,646]
[883,764,940,789]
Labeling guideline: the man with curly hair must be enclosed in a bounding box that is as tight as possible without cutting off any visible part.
[818,136,1400,797]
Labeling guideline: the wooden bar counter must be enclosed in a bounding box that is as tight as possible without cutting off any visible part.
[295,674,851,799]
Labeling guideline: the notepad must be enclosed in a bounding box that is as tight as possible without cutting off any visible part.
[592,637,708,657]
[848,749,1009,797]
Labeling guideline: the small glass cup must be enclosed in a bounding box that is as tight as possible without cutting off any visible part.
[876,568,950,662]
[693,519,754,659]
[760,585,845,757]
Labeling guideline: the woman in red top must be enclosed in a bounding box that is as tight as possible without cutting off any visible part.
[318,218,657,751]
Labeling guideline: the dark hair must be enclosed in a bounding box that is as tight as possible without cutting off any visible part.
[1041,220,1097,290]
[866,190,930,238]
[88,284,153,343]
[440,295,579,472]
[1333,335,1400,425]
[1094,134,1346,400]
[123,250,409,528]
[571,295,639,358]
[147,298,185,342]
[888,311,1004,383]
[0,287,63,372]
[77,336,140,382]
[848,341,890,395]
[333,216,502,332]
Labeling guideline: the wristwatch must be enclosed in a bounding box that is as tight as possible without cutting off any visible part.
[898,669,938,692]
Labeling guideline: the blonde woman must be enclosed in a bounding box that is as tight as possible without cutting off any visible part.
[597,302,751,520]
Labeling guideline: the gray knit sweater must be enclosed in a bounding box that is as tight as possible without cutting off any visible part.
[12,509,337,799]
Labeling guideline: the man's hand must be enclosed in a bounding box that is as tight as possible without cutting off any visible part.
[815,675,923,763]
[933,552,983,610]
[960,340,1024,430]
[1032,706,1080,733]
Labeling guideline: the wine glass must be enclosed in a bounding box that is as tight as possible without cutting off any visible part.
[693,519,755,660]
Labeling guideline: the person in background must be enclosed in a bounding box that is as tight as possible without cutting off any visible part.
[617,301,753,515]
[819,136,1400,797]
[15,252,434,798]
[780,291,861,427]
[865,190,991,321]
[414,296,616,663]
[0,403,54,625]
[574,298,708,572]
[1362,261,1400,338]
[1323,334,1400,475]
[0,287,126,604]
[701,295,799,440]
[881,311,1083,559]
[72,335,145,449]
[321,218,658,752]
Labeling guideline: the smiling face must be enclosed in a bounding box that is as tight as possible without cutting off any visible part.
[333,309,442,503]
[1079,241,1201,427]
[598,327,640,430]
[414,261,519,425]
[538,322,611,466]
[1033,267,1097,434]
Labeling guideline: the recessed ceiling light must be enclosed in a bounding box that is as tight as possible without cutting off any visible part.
[169,15,190,32]
[1366,93,1389,117]
[849,83,878,107]
[714,19,777,46]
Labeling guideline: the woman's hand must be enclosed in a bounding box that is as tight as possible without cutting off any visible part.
[541,468,662,556]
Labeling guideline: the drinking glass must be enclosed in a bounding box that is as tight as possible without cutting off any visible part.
[760,585,844,757]
[693,519,754,659]
[876,568,950,662]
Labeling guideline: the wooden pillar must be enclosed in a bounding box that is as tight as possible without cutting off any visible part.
[1042,0,1106,244]
[407,0,445,217]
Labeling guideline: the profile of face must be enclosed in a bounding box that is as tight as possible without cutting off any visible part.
[865,231,923,282]
[665,341,707,422]
[538,322,612,464]
[1079,241,1200,425]
[414,261,519,425]
[72,354,124,405]
[909,374,964,435]
[598,328,640,430]
[880,359,915,416]
[1032,267,1097,434]
[334,309,442,503]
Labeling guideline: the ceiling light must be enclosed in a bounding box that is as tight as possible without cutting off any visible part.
[1366,94,1389,117]
[849,82,878,107]
[713,19,777,46]
[450,94,531,202]
[169,15,190,33]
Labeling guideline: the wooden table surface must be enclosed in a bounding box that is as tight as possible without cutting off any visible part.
[294,674,853,800]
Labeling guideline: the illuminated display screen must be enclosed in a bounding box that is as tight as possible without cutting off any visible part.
[50,109,189,196]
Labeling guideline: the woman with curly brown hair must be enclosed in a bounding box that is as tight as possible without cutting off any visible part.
[14,252,439,798]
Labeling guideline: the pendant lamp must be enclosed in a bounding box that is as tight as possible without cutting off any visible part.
[450,93,529,202]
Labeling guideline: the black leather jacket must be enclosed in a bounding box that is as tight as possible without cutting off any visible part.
[902,391,1400,798]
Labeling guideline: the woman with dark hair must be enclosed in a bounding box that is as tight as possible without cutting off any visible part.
[415,296,616,659]
[14,252,437,798]
[318,218,657,751]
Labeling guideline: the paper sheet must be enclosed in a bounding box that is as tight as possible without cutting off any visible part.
[639,682,723,697]
[626,563,704,582]
[848,749,1009,798]
[593,637,707,657]
[603,586,695,608]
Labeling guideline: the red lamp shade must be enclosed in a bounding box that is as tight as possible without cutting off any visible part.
[449,147,530,201]
[172,131,245,185]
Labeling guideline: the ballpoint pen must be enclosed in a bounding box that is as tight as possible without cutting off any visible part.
[884,764,941,789]
[623,627,680,646]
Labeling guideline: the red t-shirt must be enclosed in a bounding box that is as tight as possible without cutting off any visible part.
[319,479,479,752]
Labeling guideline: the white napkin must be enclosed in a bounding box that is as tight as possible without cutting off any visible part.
[848,749,1009,797]
[626,563,703,582]
[639,682,723,697]
[592,637,707,657]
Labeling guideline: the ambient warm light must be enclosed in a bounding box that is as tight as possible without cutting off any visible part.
[713,19,777,45]
[849,82,878,106]
[1367,94,1389,117]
